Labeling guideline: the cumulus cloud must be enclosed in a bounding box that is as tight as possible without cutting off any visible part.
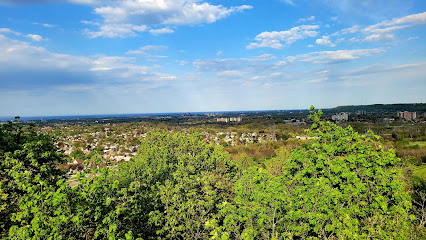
[247,25,319,49]
[78,0,252,38]
[315,36,336,47]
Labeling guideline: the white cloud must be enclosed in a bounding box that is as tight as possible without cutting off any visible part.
[364,12,426,33]
[78,0,252,38]
[335,38,345,43]
[315,36,336,47]
[149,27,174,35]
[83,23,148,38]
[81,20,101,26]
[362,12,426,41]
[1,28,45,41]
[217,70,244,77]
[0,34,174,91]
[308,77,328,83]
[247,25,319,49]
[33,22,56,28]
[193,54,276,72]
[26,34,44,41]
[0,28,21,36]
[177,60,189,66]
[307,44,314,48]
[287,48,385,64]
[408,36,419,40]
[251,75,267,80]
[298,16,315,22]
[364,33,394,42]
[126,45,168,59]
[341,25,360,34]
[68,0,101,5]
[280,0,294,5]
[349,37,361,42]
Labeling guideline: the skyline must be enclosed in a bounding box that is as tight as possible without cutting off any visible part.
[1,0,426,116]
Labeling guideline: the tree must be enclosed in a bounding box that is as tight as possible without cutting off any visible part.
[111,130,238,239]
[212,167,290,240]
[0,122,65,238]
[282,106,413,239]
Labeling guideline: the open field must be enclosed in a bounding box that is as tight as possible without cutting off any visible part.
[412,164,426,179]
[407,141,426,148]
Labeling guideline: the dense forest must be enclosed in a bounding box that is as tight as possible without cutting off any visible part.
[1,107,426,239]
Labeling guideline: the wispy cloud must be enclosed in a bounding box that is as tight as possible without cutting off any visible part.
[0,28,45,41]
[126,45,168,59]
[287,48,384,64]
[297,16,315,23]
[149,27,174,36]
[33,22,57,28]
[362,11,426,41]
[83,23,148,38]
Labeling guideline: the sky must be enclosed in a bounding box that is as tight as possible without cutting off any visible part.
[0,0,425,116]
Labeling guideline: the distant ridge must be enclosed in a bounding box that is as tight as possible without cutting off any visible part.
[329,103,426,113]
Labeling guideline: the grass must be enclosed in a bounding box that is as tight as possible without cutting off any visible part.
[412,164,426,179]
[407,141,426,148]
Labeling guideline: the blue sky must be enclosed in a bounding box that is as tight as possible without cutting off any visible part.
[0,0,425,116]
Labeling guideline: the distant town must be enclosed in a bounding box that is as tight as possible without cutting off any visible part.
[2,103,424,176]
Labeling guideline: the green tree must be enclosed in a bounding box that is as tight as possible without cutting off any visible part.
[212,167,290,240]
[0,122,64,238]
[282,106,413,239]
[116,130,239,239]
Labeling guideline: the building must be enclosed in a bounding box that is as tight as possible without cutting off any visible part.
[332,112,348,121]
[356,110,367,115]
[397,111,416,120]
[217,116,242,123]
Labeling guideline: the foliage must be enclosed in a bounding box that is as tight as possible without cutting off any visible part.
[281,106,413,239]
[0,121,64,238]
[212,167,290,240]
[118,130,239,239]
